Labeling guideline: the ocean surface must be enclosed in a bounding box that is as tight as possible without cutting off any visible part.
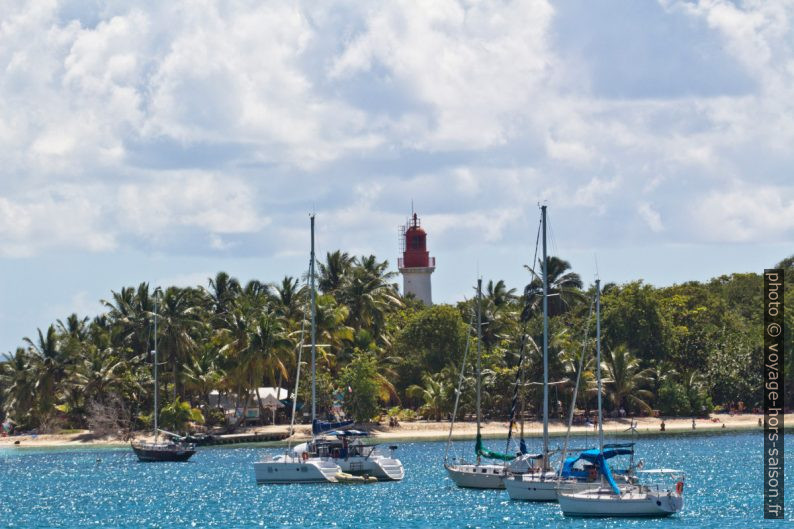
[1,431,791,528]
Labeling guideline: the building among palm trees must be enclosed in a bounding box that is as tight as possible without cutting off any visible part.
[398,212,435,305]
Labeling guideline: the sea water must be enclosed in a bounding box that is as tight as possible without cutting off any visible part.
[0,431,791,528]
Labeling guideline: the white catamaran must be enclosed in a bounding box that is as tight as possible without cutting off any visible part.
[253,215,342,484]
[254,215,404,484]
[557,279,685,517]
[292,426,404,481]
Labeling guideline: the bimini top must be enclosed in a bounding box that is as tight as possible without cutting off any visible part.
[560,447,634,479]
[312,419,354,436]
[326,429,369,437]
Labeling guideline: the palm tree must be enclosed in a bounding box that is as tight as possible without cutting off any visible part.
[102,283,154,361]
[486,279,517,308]
[24,325,66,421]
[207,271,241,317]
[557,334,595,414]
[645,360,677,398]
[349,328,400,404]
[248,313,291,390]
[222,311,290,422]
[270,276,307,323]
[0,348,37,427]
[241,280,269,311]
[318,250,354,294]
[156,287,201,399]
[601,344,654,413]
[522,256,584,321]
[57,314,90,341]
[312,294,354,371]
[339,256,402,338]
[407,373,450,421]
[216,309,252,413]
[183,348,225,408]
[67,347,132,419]
[479,279,519,365]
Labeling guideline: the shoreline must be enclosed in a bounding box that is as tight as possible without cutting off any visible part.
[1,413,789,449]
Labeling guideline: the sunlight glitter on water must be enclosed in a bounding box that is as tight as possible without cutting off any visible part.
[0,431,791,528]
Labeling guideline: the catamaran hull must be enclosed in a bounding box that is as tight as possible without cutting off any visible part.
[558,490,684,517]
[338,457,405,481]
[445,464,506,489]
[254,458,341,484]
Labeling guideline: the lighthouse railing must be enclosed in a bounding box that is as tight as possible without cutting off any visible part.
[398,257,435,269]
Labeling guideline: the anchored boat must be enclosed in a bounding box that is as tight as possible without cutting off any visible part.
[445,278,536,489]
[253,215,341,484]
[557,280,685,517]
[296,427,404,481]
[131,294,196,463]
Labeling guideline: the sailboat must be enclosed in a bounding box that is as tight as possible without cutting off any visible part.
[503,204,562,499]
[131,293,196,462]
[253,215,342,484]
[557,279,685,517]
[445,279,539,489]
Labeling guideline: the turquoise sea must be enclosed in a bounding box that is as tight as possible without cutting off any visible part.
[1,431,791,528]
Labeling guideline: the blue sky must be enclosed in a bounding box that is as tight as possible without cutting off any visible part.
[1,0,792,353]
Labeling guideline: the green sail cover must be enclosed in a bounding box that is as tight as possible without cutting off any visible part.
[475,433,515,462]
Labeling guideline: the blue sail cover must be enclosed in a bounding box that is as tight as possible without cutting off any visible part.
[597,453,621,495]
[603,442,635,449]
[312,419,354,436]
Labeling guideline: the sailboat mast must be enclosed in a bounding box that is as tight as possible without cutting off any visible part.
[476,278,483,441]
[310,215,317,425]
[596,278,604,451]
[153,293,158,442]
[541,205,549,464]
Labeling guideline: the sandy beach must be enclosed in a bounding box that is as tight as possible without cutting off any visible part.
[1,413,788,448]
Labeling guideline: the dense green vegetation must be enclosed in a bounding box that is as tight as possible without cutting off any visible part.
[1,252,791,433]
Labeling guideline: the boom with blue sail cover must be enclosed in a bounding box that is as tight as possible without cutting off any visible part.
[312,419,355,436]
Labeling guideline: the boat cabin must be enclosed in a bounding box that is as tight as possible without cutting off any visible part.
[307,430,375,460]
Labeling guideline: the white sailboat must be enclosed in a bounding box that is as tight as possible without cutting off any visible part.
[557,279,686,517]
[254,215,342,484]
[445,279,539,489]
[504,204,563,500]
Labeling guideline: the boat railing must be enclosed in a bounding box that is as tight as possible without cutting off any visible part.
[132,441,195,451]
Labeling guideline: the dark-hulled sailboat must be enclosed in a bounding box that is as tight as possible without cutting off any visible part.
[131,291,196,462]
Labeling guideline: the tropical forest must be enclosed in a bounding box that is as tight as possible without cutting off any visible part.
[1,252,792,435]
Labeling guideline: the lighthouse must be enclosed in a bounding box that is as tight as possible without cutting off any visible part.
[398,212,435,305]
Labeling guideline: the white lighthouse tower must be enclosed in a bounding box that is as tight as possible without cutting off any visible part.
[398,212,435,305]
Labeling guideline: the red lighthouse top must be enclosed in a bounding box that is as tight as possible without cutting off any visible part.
[399,213,435,269]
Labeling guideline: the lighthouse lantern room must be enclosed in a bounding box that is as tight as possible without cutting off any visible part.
[398,213,435,305]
